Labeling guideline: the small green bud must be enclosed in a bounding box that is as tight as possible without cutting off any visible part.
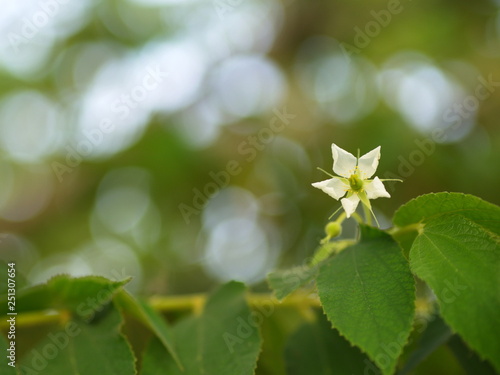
[325,221,342,238]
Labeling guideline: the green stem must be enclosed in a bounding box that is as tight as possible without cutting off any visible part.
[0,293,321,329]
[335,212,346,223]
[310,239,356,266]
[0,311,62,329]
[350,212,363,224]
[362,203,372,226]
[388,222,424,237]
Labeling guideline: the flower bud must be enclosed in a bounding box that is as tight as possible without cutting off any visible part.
[325,221,342,238]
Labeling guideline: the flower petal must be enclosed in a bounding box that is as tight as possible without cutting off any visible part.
[341,194,360,218]
[357,146,381,179]
[312,178,349,200]
[365,177,390,199]
[331,144,357,178]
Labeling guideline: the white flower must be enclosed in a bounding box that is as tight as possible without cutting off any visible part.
[312,144,391,220]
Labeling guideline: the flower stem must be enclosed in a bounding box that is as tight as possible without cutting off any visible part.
[362,203,372,226]
[350,212,364,224]
[335,212,346,223]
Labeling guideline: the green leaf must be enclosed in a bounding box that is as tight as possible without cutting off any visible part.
[448,335,498,375]
[141,338,167,375]
[267,240,357,302]
[141,281,262,375]
[0,275,130,316]
[317,226,415,375]
[267,240,356,301]
[201,281,262,374]
[19,304,136,375]
[398,315,452,375]
[256,307,305,375]
[409,214,500,372]
[393,192,500,235]
[267,265,318,301]
[1,334,19,375]
[394,193,500,372]
[141,317,198,375]
[285,310,380,375]
[114,290,182,370]
[390,228,419,258]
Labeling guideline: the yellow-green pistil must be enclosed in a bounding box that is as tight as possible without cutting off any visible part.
[348,173,364,192]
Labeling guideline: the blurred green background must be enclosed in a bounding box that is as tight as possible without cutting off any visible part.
[0,0,499,295]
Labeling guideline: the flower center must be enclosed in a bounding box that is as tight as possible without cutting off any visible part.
[348,174,364,192]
